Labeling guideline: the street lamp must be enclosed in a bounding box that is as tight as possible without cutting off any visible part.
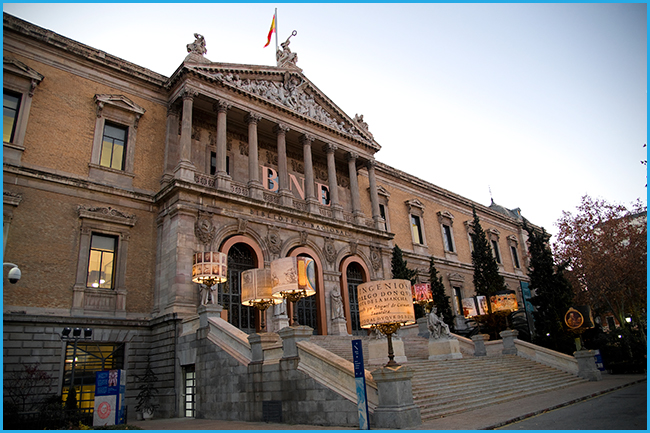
[271,257,316,326]
[61,327,93,398]
[192,251,228,305]
[241,268,282,332]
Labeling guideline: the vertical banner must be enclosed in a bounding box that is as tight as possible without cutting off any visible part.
[352,340,370,430]
[94,369,126,426]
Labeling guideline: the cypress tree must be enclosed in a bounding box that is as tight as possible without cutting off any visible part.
[470,207,507,312]
[524,221,575,353]
[429,256,454,329]
[391,245,417,284]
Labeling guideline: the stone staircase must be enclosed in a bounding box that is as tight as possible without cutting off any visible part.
[310,335,588,421]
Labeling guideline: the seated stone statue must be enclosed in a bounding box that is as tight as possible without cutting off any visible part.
[427,306,451,339]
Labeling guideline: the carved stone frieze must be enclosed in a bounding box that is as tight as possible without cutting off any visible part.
[323,237,337,265]
[370,246,381,271]
[195,213,216,246]
[78,205,137,227]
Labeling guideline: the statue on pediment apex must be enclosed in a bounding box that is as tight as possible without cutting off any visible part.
[277,31,298,67]
[187,33,207,56]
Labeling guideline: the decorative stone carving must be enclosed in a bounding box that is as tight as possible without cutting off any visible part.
[267,227,282,255]
[331,288,345,320]
[187,33,207,56]
[77,205,137,227]
[447,272,465,284]
[276,30,298,67]
[237,218,248,234]
[195,214,215,246]
[437,210,454,224]
[199,284,217,305]
[354,114,372,136]
[370,246,381,271]
[299,230,308,246]
[349,240,358,256]
[323,237,337,265]
[427,307,452,340]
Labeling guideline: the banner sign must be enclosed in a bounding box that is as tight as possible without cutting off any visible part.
[352,340,370,430]
[357,279,415,327]
[94,369,126,427]
[412,283,432,302]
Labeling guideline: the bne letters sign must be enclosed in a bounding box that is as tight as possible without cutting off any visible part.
[357,279,415,327]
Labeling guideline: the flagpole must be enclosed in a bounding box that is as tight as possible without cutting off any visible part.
[274,8,279,54]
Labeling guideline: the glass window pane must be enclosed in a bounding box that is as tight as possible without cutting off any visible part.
[100,139,114,167]
[3,92,20,142]
[111,142,124,169]
[100,123,127,170]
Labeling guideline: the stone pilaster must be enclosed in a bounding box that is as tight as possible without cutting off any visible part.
[174,88,197,182]
[246,112,264,200]
[162,104,180,185]
[274,124,293,207]
[214,100,232,191]
[347,152,364,224]
[323,144,343,219]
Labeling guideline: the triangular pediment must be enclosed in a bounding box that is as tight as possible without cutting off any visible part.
[93,94,146,116]
[173,63,380,151]
[3,57,44,82]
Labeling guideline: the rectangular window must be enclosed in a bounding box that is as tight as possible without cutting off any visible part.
[87,234,116,289]
[454,287,463,315]
[443,224,454,252]
[3,90,21,143]
[491,240,502,264]
[100,123,127,170]
[411,215,423,244]
[226,155,230,176]
[379,204,387,230]
[184,365,196,417]
[210,151,217,175]
[511,246,520,268]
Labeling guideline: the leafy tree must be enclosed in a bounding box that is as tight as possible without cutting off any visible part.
[524,221,575,353]
[554,195,647,342]
[429,256,454,329]
[470,207,507,311]
[391,245,417,284]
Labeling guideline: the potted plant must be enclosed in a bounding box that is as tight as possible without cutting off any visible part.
[134,356,159,420]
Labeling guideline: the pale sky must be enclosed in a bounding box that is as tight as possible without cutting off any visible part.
[4,3,647,236]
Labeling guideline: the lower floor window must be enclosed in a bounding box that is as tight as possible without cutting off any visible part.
[184,365,196,417]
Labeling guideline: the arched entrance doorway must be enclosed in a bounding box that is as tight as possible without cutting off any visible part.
[287,247,326,335]
[346,262,365,336]
[295,252,318,334]
[219,243,256,334]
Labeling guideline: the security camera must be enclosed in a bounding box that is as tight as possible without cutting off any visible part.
[7,267,21,284]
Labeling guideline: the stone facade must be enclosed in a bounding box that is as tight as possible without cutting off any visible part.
[3,12,536,425]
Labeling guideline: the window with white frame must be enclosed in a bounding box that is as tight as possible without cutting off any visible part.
[507,235,521,269]
[377,185,391,232]
[437,211,456,254]
[406,199,426,246]
[487,228,502,265]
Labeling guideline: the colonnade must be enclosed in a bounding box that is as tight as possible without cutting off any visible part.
[172,88,384,230]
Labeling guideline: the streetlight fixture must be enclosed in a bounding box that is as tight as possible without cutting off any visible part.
[61,327,93,399]
[241,268,282,332]
[192,251,228,305]
[271,256,316,326]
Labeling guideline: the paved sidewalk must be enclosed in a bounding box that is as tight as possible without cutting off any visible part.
[129,373,645,430]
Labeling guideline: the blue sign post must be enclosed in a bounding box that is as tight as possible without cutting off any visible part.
[352,340,370,430]
[93,369,126,427]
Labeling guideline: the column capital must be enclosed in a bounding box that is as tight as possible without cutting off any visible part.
[273,123,290,134]
[300,133,315,145]
[181,87,199,101]
[213,100,232,113]
[322,143,338,154]
[245,112,262,125]
[347,151,359,162]
[166,104,180,117]
[366,158,377,169]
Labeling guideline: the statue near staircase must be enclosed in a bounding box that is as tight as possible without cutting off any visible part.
[428,306,452,340]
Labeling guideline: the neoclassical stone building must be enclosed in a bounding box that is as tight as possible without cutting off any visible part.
[3,13,535,423]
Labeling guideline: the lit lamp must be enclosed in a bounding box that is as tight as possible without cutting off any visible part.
[241,268,282,332]
[412,283,433,313]
[358,279,415,367]
[192,251,228,305]
[271,256,316,326]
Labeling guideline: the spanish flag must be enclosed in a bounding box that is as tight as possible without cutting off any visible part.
[264,12,276,48]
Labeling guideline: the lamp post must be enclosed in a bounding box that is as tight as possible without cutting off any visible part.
[61,327,93,396]
[192,251,228,305]
[270,256,316,326]
[358,279,415,367]
[241,268,282,332]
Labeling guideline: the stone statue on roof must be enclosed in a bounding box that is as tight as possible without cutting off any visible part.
[187,33,207,56]
[277,31,298,67]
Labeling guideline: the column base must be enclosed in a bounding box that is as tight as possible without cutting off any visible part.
[331,204,344,220]
[174,160,196,182]
[279,189,294,207]
[306,198,320,214]
[216,173,232,191]
[248,181,265,201]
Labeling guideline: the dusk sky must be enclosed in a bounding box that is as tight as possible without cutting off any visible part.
[4,3,647,236]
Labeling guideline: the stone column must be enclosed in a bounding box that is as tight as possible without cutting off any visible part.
[214,100,232,191]
[301,134,320,214]
[274,123,293,207]
[174,88,197,182]
[472,334,490,356]
[575,350,603,381]
[366,158,384,230]
[371,366,421,429]
[246,112,264,200]
[323,144,343,219]
[347,152,364,224]
[500,329,519,355]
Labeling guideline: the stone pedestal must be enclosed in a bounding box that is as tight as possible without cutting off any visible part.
[575,350,602,381]
[371,365,421,429]
[198,304,223,328]
[271,313,290,333]
[471,334,490,357]
[278,325,313,359]
[428,338,462,360]
[417,317,429,338]
[368,337,407,365]
[500,329,519,355]
[330,318,350,336]
[173,161,195,182]
[248,332,282,364]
